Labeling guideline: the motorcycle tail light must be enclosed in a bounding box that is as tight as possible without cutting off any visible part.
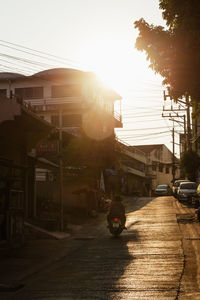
[114,218,118,222]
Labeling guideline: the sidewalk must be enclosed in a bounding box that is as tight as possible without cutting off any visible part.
[0,212,106,293]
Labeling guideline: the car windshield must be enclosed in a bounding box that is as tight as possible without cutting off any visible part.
[180,183,197,189]
[174,182,181,187]
[157,185,168,189]
[174,180,189,187]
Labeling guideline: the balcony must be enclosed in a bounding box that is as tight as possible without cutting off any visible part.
[121,164,146,178]
[114,111,122,128]
[24,97,83,112]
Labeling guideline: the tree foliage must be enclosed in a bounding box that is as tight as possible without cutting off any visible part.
[180,149,200,181]
[134,0,200,101]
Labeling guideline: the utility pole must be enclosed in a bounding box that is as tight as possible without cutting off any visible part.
[163,88,192,152]
[59,107,64,231]
[183,115,186,151]
[172,127,175,184]
[194,101,198,152]
[186,95,191,150]
[162,88,192,181]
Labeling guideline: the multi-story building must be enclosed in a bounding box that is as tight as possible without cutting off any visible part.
[0,69,122,216]
[114,140,148,196]
[0,68,122,138]
[134,144,180,193]
[0,95,53,242]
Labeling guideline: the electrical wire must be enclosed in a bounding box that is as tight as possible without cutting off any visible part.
[116,130,171,138]
[0,39,84,66]
[0,40,85,70]
[0,39,182,149]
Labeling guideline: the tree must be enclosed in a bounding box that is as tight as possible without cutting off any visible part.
[134,0,200,102]
[180,149,200,181]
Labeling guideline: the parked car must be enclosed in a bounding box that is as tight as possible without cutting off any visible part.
[177,182,198,202]
[193,183,200,207]
[154,184,172,196]
[172,179,190,197]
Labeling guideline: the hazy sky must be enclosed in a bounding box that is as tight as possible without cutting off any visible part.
[0,0,182,154]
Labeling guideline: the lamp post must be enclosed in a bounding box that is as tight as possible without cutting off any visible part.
[59,107,64,231]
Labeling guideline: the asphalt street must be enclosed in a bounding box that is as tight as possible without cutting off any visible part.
[4,196,200,299]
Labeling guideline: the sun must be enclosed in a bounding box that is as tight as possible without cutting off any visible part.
[80,39,148,94]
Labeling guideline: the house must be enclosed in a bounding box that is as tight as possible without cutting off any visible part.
[0,69,122,216]
[0,68,122,137]
[105,140,148,196]
[133,144,180,194]
[119,142,148,196]
[0,95,54,243]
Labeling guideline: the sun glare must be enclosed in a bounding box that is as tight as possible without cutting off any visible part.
[82,43,152,96]
[80,40,164,130]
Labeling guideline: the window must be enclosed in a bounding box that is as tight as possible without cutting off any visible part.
[62,114,82,127]
[51,115,59,126]
[166,167,169,174]
[0,89,7,97]
[51,85,81,98]
[180,183,197,189]
[152,162,156,171]
[159,164,163,172]
[15,87,43,99]
[51,114,82,127]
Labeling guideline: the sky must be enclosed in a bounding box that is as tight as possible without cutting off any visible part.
[0,0,183,156]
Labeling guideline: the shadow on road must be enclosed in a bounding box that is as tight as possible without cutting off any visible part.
[11,198,141,299]
[179,200,195,208]
[47,232,139,299]
[124,196,154,214]
[12,231,138,300]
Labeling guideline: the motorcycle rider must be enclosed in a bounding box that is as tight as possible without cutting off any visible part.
[107,194,126,228]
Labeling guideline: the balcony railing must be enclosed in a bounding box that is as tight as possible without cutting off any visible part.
[24,96,82,106]
[114,111,122,122]
[121,164,146,178]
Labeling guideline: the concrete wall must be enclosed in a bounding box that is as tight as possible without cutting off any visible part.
[148,145,180,189]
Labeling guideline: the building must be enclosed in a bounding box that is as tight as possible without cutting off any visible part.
[108,140,148,196]
[0,69,122,216]
[0,95,53,243]
[134,144,180,193]
[0,68,122,138]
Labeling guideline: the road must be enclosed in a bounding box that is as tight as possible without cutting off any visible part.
[9,196,200,299]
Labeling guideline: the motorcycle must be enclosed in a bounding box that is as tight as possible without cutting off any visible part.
[108,217,124,237]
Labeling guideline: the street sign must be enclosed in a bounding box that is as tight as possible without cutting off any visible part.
[36,140,59,157]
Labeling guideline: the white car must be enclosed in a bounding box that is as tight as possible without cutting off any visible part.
[177,182,198,202]
[154,184,172,196]
[172,179,190,197]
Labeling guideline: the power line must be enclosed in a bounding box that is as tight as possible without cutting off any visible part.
[119,134,171,141]
[0,40,84,69]
[0,63,31,75]
[0,53,56,69]
[116,130,171,138]
[0,39,83,65]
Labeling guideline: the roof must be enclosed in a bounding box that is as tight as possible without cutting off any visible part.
[0,68,84,82]
[36,157,59,168]
[133,144,180,163]
[0,72,26,81]
[33,68,84,81]
[0,68,122,101]
[0,95,54,132]
[0,97,54,152]
[132,144,163,154]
